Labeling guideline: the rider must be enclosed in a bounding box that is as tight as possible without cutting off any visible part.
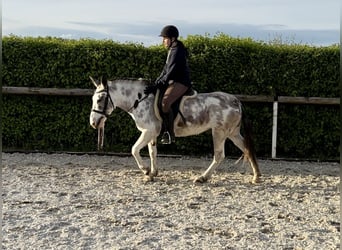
[144,25,192,144]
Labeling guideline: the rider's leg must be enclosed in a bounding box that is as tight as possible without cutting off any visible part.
[160,111,174,144]
[161,82,188,144]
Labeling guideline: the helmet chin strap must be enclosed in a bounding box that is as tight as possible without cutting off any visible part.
[168,38,176,48]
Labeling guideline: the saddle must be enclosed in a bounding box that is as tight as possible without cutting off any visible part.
[154,87,197,124]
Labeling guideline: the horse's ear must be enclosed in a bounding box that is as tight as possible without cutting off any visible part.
[101,76,108,87]
[89,76,98,87]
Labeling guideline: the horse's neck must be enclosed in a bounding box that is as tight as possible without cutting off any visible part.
[109,81,145,112]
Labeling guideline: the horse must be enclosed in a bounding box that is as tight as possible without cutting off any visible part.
[89,77,261,183]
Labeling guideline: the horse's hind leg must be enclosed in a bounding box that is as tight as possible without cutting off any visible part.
[229,133,261,183]
[194,129,226,183]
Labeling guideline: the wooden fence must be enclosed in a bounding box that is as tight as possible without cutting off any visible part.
[2,86,340,158]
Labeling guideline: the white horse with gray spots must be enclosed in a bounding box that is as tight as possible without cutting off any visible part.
[89,77,261,183]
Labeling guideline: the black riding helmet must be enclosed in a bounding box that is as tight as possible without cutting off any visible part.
[159,25,179,38]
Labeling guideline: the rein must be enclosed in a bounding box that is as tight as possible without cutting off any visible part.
[92,84,148,115]
[128,93,149,112]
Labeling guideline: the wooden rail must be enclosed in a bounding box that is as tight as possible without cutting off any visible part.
[2,86,93,96]
[277,96,340,105]
[2,86,340,105]
[2,86,339,158]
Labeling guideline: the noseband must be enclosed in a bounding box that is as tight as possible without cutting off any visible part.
[92,85,115,118]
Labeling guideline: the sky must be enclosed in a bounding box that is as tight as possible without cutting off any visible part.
[2,0,340,47]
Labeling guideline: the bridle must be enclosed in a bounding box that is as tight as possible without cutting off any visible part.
[91,85,115,118]
[92,82,149,121]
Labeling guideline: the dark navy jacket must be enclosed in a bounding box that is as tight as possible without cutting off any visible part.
[158,40,191,87]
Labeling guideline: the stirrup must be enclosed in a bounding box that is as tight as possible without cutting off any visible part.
[160,132,172,144]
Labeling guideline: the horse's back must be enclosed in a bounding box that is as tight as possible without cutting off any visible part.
[175,91,242,135]
[184,91,241,111]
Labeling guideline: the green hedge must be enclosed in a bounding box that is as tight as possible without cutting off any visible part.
[2,35,339,160]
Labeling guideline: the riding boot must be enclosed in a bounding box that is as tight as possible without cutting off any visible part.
[161,112,175,144]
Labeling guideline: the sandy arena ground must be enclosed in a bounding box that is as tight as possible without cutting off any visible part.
[2,153,340,249]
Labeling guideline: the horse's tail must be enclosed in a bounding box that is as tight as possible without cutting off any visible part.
[240,105,258,165]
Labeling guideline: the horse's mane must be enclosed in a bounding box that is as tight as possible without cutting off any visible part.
[109,77,151,85]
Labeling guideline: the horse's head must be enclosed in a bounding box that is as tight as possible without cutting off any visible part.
[89,76,115,129]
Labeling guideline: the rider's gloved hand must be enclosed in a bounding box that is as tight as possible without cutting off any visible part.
[144,79,166,95]
[144,84,158,95]
[154,79,165,86]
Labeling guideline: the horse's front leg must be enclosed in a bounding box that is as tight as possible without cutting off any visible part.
[131,131,158,178]
[147,139,158,177]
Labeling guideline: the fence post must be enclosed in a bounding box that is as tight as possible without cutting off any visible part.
[272,100,278,158]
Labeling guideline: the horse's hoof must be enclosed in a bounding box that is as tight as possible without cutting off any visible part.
[143,175,154,182]
[194,176,207,183]
[251,176,261,184]
[150,170,158,177]
[143,168,150,176]
[143,169,158,177]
